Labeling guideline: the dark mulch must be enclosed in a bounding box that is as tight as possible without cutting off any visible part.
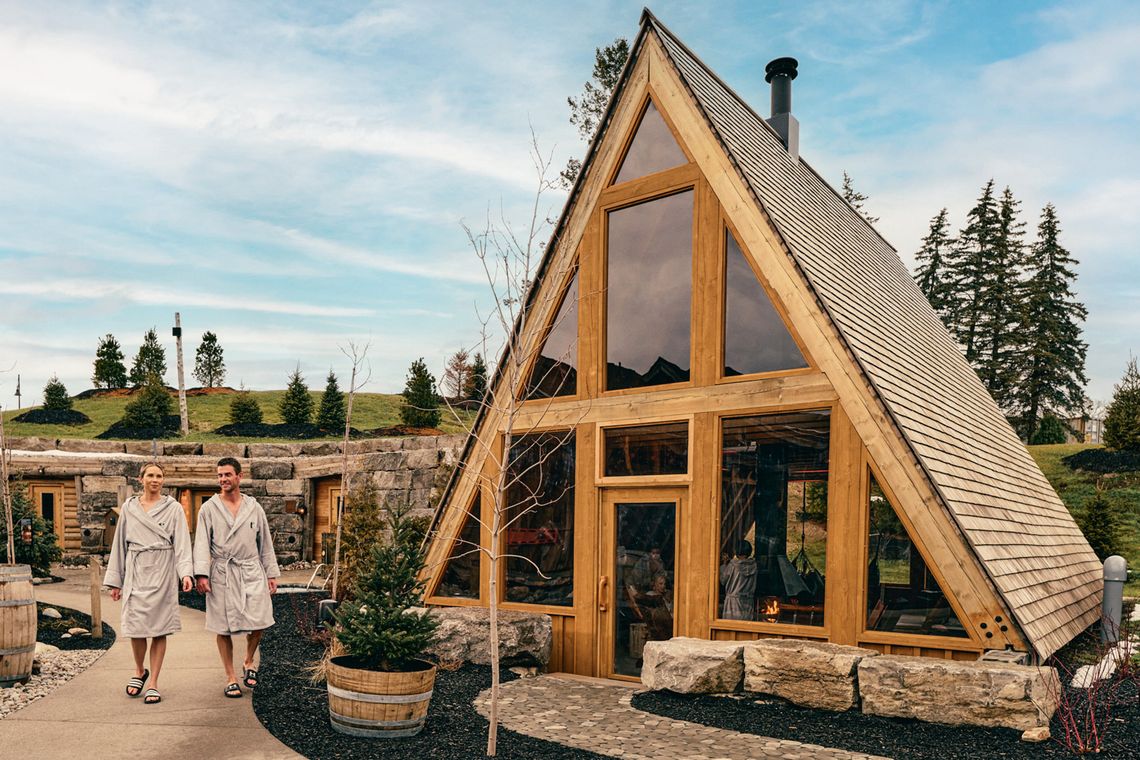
[97,414,182,440]
[1062,447,1140,473]
[36,602,116,650]
[177,589,206,612]
[12,409,92,425]
[250,592,605,759]
[632,680,1140,759]
[212,422,353,439]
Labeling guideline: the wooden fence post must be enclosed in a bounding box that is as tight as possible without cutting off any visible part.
[89,555,103,639]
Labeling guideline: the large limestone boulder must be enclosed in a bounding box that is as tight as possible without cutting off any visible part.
[745,639,879,711]
[641,637,745,693]
[858,656,1060,729]
[423,607,552,667]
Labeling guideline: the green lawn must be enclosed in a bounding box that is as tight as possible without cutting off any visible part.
[1029,443,1140,596]
[2,390,475,442]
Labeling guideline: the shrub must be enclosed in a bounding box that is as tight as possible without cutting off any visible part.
[1079,490,1119,561]
[41,376,73,411]
[279,366,314,426]
[335,479,382,602]
[1104,356,1140,451]
[317,371,346,432]
[400,358,441,428]
[120,376,173,431]
[228,390,263,425]
[0,482,63,577]
[1031,414,1067,444]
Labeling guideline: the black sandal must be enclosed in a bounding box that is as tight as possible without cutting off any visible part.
[126,669,149,697]
[143,688,162,704]
[243,668,258,689]
[224,682,243,698]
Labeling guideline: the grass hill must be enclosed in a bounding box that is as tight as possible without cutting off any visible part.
[2,388,474,442]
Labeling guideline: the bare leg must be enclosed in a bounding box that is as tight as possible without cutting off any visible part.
[129,638,147,678]
[216,634,237,685]
[243,630,263,686]
[148,636,168,690]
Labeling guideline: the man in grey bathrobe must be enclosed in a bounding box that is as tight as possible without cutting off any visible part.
[193,457,280,697]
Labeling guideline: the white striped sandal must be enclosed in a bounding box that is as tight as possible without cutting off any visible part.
[143,688,161,705]
[125,669,149,697]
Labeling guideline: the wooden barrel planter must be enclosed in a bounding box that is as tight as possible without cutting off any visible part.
[0,565,37,688]
[327,656,437,738]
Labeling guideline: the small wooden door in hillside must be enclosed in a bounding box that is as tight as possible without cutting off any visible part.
[312,477,342,564]
[178,489,216,538]
[27,483,65,546]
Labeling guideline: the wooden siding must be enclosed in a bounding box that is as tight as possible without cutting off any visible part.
[27,479,79,550]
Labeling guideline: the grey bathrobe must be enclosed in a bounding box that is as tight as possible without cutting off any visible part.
[192,494,280,635]
[103,495,194,638]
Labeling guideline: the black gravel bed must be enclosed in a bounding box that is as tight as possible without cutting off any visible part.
[177,589,206,612]
[37,602,116,650]
[251,592,606,759]
[12,408,91,425]
[631,681,1140,759]
[97,414,182,439]
[1062,447,1140,473]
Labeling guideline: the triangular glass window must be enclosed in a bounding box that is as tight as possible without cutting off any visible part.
[724,231,808,376]
[612,100,687,185]
[525,270,577,399]
[866,474,968,637]
[435,495,481,599]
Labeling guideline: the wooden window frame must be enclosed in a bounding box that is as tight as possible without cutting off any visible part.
[595,416,695,487]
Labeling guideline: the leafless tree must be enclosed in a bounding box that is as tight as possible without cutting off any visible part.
[329,340,371,601]
[442,348,471,401]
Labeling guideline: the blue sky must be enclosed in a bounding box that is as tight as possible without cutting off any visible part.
[1,1,1137,409]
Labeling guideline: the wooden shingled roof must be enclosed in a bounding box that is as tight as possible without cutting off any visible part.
[640,11,1102,660]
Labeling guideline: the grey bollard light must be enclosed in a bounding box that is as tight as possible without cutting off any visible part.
[1102,555,1127,644]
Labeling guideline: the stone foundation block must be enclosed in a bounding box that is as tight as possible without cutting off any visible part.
[745,639,878,711]
[265,479,304,495]
[641,637,745,693]
[364,451,404,471]
[80,475,128,493]
[8,436,58,451]
[298,442,340,456]
[424,607,552,666]
[163,442,202,456]
[250,461,293,480]
[858,656,1059,729]
[248,443,301,458]
[402,448,442,470]
[373,469,413,490]
[123,441,162,456]
[202,443,247,459]
[59,439,125,454]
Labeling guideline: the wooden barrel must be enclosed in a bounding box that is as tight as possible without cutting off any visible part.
[327,656,436,738]
[0,565,37,687]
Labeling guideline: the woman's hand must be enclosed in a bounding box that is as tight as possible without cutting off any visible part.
[181,576,193,593]
[109,587,121,601]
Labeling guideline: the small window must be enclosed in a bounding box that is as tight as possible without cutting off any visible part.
[524,270,578,400]
[866,474,968,637]
[612,100,687,185]
[604,422,688,477]
[436,496,481,600]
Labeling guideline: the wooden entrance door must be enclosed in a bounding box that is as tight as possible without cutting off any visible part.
[598,487,684,681]
[178,489,215,537]
[313,478,342,564]
[27,483,65,545]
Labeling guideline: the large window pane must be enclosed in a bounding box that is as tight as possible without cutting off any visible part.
[614,501,675,677]
[607,191,692,390]
[525,271,577,399]
[436,496,481,600]
[613,100,687,185]
[505,431,575,606]
[724,231,808,377]
[603,422,688,477]
[866,475,968,637]
[719,411,830,625]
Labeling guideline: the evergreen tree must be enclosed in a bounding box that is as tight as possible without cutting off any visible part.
[335,479,383,603]
[1030,414,1067,445]
[465,352,489,402]
[193,331,226,388]
[442,348,471,400]
[41,375,72,411]
[1103,357,1140,451]
[129,328,167,386]
[316,370,346,432]
[1013,204,1088,440]
[121,375,173,431]
[400,358,441,428]
[1078,491,1118,561]
[974,186,1026,409]
[279,366,314,426]
[913,208,956,324]
[841,171,879,224]
[228,388,263,425]
[92,334,128,389]
[949,180,1000,363]
[0,482,62,577]
[561,37,630,188]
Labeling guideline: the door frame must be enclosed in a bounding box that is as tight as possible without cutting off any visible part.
[27,482,66,545]
[596,486,686,681]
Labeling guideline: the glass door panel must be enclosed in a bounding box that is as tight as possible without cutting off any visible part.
[612,500,676,678]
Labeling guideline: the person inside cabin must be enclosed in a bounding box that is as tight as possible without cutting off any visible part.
[720,540,758,620]
[103,462,194,705]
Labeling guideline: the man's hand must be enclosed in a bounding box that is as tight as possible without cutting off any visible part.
[181,576,193,593]
[109,587,121,602]
[196,576,211,594]
[268,577,278,595]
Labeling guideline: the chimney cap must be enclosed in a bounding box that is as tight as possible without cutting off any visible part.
[765,57,799,83]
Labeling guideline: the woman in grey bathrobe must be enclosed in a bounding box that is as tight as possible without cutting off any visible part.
[103,463,194,704]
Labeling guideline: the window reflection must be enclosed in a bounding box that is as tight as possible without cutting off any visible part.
[612,101,687,185]
[525,271,578,400]
[719,411,830,625]
[606,191,692,390]
[604,422,688,477]
[436,496,481,600]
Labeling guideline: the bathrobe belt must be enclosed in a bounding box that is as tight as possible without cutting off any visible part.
[122,543,174,603]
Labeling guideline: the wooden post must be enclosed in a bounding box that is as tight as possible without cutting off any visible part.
[1,406,15,564]
[89,555,103,639]
[173,313,189,436]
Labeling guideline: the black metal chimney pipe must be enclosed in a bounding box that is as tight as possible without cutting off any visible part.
[764,57,800,159]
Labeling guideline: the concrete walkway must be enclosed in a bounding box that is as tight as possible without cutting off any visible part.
[475,675,889,760]
[0,570,302,760]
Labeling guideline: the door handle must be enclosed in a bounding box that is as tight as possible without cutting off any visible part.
[598,575,609,613]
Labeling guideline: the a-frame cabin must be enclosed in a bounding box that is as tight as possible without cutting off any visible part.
[423,10,1102,680]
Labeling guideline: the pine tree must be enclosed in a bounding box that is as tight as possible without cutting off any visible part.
[974,187,1026,409]
[1103,357,1140,451]
[129,328,167,386]
[465,353,488,402]
[561,37,629,188]
[42,376,72,411]
[1078,491,1118,561]
[841,171,879,224]
[121,375,173,431]
[92,334,128,389]
[335,479,383,603]
[400,358,441,428]
[228,388,263,425]
[0,482,62,577]
[949,180,1000,363]
[1013,204,1088,440]
[1030,414,1067,445]
[317,370,346,432]
[279,366,314,426]
[442,349,471,400]
[913,208,956,324]
[193,331,226,388]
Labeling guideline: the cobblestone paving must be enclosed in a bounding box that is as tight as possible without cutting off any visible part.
[475,676,889,760]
